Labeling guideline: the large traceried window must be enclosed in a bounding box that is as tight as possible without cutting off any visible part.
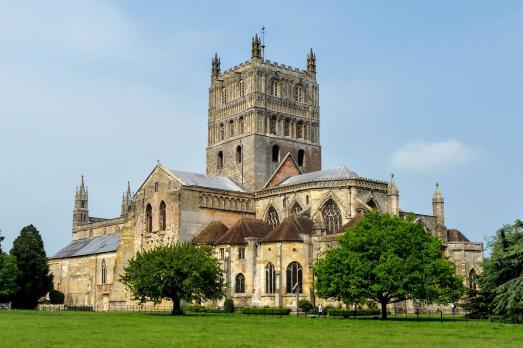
[235,273,245,293]
[290,202,303,215]
[159,201,166,231]
[265,206,280,228]
[146,204,153,233]
[101,259,107,284]
[270,79,279,97]
[265,262,276,294]
[322,199,342,233]
[286,262,302,293]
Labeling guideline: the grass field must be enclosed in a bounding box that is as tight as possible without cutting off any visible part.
[1,310,522,348]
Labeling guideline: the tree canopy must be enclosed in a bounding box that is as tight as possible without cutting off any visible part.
[314,212,463,319]
[10,225,53,309]
[477,220,523,322]
[121,242,224,315]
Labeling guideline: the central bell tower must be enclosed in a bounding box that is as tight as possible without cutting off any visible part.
[206,36,322,191]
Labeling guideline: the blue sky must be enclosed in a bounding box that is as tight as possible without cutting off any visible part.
[0,0,521,255]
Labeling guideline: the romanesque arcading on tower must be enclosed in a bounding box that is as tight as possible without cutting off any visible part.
[432,183,445,226]
[251,34,262,59]
[121,181,132,216]
[72,175,89,229]
[387,174,400,216]
[307,49,316,77]
[211,53,221,77]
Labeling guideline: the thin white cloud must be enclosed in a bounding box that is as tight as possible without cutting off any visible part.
[390,140,482,172]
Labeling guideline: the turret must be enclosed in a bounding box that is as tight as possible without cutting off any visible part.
[251,34,262,59]
[72,175,89,230]
[211,53,221,78]
[307,49,316,78]
[387,174,399,216]
[432,183,445,226]
[121,181,132,216]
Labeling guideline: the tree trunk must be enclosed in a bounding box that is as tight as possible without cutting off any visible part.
[171,296,182,315]
[381,301,388,320]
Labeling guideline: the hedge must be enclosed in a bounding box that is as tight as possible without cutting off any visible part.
[327,309,381,318]
[240,307,291,315]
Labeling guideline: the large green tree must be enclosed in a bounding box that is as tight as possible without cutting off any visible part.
[478,220,523,323]
[314,212,463,319]
[0,231,20,302]
[121,242,224,315]
[10,225,53,309]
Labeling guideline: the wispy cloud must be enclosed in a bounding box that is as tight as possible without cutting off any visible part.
[390,140,482,172]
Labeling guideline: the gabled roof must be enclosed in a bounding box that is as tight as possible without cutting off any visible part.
[277,166,359,187]
[214,219,271,245]
[160,165,245,192]
[194,221,229,244]
[447,229,471,242]
[264,152,302,188]
[261,215,314,243]
[50,234,120,259]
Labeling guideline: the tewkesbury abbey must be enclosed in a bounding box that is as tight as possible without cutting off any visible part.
[48,36,483,311]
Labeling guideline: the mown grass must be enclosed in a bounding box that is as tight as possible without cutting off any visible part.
[1,310,522,348]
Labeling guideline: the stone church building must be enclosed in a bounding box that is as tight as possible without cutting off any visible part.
[48,36,483,310]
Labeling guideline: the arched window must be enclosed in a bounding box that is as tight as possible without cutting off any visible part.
[236,145,242,164]
[295,85,303,102]
[159,201,166,232]
[469,269,477,290]
[290,202,303,215]
[239,80,245,98]
[284,118,290,136]
[270,116,277,135]
[219,123,225,141]
[298,149,305,166]
[146,204,152,233]
[235,273,245,293]
[322,199,342,233]
[221,88,227,104]
[367,199,378,211]
[265,206,280,228]
[265,262,276,294]
[296,121,303,139]
[270,79,279,97]
[101,259,107,284]
[238,116,245,134]
[217,151,224,169]
[154,182,159,192]
[272,145,280,162]
[286,262,302,293]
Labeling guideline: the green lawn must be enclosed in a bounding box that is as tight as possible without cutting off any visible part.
[1,310,522,348]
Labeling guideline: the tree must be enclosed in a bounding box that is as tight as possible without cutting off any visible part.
[10,225,53,309]
[314,212,463,319]
[121,242,224,315]
[479,220,523,323]
[0,253,20,302]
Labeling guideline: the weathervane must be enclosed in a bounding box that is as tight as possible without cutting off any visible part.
[261,26,266,59]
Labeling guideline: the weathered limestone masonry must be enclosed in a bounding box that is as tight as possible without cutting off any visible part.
[49,35,483,310]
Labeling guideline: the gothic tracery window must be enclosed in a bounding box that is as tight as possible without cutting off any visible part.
[238,116,245,134]
[146,204,152,233]
[271,79,279,97]
[159,201,166,232]
[286,261,302,293]
[296,121,303,139]
[265,206,280,228]
[270,116,277,135]
[290,202,303,215]
[101,259,107,284]
[235,273,245,293]
[221,88,227,104]
[265,262,276,294]
[295,85,303,103]
[239,80,245,98]
[322,199,342,233]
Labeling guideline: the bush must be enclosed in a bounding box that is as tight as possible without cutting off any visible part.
[182,305,205,313]
[224,298,235,313]
[299,300,313,313]
[241,307,290,315]
[327,309,381,318]
[49,290,65,305]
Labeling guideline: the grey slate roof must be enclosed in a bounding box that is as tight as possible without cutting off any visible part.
[50,234,120,259]
[162,166,245,192]
[278,166,359,187]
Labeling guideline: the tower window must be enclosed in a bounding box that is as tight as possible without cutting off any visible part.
[220,123,225,141]
[269,116,277,135]
[81,201,85,208]
[236,145,242,164]
[298,149,305,166]
[295,85,303,103]
[272,145,280,162]
[217,151,224,169]
[159,201,166,231]
[270,79,279,97]
[229,120,234,137]
[221,88,227,104]
[284,118,290,136]
[239,80,245,98]
[146,204,152,233]
[296,121,303,139]
[238,116,245,134]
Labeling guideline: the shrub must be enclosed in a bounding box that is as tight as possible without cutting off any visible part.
[299,300,313,313]
[224,298,235,313]
[49,290,65,305]
[182,305,205,313]
[327,308,381,318]
[241,307,291,315]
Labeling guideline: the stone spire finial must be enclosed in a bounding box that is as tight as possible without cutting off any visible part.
[307,48,316,74]
[211,53,221,77]
[388,173,399,195]
[251,34,262,59]
[432,183,445,226]
[433,182,443,202]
